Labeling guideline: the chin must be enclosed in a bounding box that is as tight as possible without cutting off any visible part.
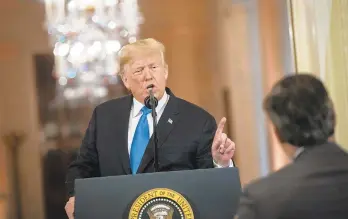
[141,93,149,101]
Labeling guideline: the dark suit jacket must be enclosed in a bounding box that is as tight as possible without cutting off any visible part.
[237,142,348,219]
[66,88,217,196]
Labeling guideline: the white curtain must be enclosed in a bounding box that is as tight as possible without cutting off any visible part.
[290,0,348,151]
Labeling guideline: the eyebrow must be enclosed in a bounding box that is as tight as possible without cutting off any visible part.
[149,63,159,67]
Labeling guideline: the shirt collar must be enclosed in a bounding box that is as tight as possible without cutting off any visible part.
[132,91,169,118]
[293,147,304,160]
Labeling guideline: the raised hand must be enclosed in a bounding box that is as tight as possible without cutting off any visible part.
[211,117,236,167]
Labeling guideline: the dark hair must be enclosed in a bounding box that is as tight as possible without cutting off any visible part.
[263,74,335,147]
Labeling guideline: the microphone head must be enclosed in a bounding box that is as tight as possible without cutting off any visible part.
[145,84,158,109]
[144,95,158,109]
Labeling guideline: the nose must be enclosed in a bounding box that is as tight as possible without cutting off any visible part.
[143,67,153,81]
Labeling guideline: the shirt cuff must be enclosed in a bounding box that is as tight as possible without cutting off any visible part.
[213,159,234,168]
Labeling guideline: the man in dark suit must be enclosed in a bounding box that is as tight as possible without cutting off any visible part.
[236,74,348,219]
[65,38,236,218]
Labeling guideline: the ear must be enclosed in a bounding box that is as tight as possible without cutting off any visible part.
[121,73,130,90]
[164,64,169,80]
[273,126,286,144]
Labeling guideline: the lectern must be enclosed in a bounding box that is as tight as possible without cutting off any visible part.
[74,168,241,219]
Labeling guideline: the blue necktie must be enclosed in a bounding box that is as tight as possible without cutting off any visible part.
[130,106,152,174]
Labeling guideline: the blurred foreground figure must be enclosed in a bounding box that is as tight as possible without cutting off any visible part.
[43,137,78,219]
[236,74,348,219]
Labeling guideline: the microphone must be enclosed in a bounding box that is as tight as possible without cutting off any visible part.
[144,84,159,172]
[144,85,158,109]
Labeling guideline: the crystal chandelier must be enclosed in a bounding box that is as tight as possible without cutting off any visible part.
[43,0,143,107]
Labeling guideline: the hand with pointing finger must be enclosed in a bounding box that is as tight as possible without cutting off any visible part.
[212,117,236,167]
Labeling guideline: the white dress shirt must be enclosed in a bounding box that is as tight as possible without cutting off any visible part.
[127,91,233,168]
[293,147,305,160]
[127,91,169,153]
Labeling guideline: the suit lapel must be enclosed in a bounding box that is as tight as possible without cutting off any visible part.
[137,89,180,173]
[112,95,132,174]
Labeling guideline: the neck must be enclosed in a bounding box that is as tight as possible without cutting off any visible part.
[281,143,299,159]
[283,136,334,160]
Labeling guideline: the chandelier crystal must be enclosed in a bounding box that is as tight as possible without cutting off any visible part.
[43,0,143,106]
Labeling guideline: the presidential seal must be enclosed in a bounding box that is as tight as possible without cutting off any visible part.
[128,188,194,219]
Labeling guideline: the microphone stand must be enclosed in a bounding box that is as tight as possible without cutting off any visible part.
[145,89,159,172]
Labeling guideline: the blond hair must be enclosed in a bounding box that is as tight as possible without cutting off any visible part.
[118,38,166,75]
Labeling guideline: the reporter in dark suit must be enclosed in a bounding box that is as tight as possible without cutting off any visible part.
[236,74,348,219]
[65,38,236,218]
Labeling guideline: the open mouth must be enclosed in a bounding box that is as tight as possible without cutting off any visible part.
[146,84,158,92]
[146,84,155,89]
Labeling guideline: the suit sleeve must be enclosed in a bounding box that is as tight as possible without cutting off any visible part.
[236,187,257,219]
[65,108,101,197]
[195,115,217,168]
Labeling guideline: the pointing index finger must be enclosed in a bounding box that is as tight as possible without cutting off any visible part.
[216,117,227,136]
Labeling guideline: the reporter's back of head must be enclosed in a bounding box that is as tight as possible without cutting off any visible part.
[263,74,336,156]
[236,74,348,219]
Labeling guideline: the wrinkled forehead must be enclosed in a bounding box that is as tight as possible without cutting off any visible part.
[128,51,163,68]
